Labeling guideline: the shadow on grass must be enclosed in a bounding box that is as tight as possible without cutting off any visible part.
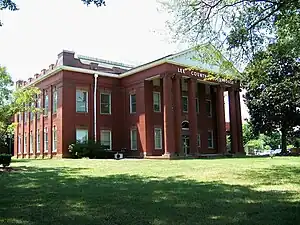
[242,165,300,186]
[0,166,299,225]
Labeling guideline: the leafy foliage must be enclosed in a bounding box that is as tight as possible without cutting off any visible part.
[0,153,11,167]
[160,0,300,63]
[0,66,40,153]
[243,43,300,152]
[0,0,106,26]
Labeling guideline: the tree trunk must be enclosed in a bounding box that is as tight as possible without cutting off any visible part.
[281,128,287,154]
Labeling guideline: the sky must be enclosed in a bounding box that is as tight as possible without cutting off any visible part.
[0,0,249,121]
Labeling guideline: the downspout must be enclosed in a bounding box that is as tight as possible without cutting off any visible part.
[94,74,99,143]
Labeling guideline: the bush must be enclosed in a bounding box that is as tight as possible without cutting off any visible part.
[0,154,12,167]
[68,140,111,159]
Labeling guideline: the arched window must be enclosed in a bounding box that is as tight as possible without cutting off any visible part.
[181,121,189,130]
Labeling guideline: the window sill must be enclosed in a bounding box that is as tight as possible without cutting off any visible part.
[100,113,112,115]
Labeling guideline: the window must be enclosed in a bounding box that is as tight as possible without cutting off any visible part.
[182,96,188,112]
[36,129,40,153]
[76,129,88,143]
[18,113,22,122]
[101,130,112,150]
[205,85,211,95]
[37,97,41,118]
[153,92,161,112]
[206,100,212,117]
[24,112,27,123]
[154,128,162,149]
[197,134,201,147]
[30,102,34,121]
[29,131,33,153]
[52,126,57,152]
[130,128,137,150]
[196,98,199,113]
[24,133,27,154]
[208,130,214,149]
[130,94,136,113]
[76,90,88,112]
[44,93,49,115]
[18,135,21,153]
[52,87,58,113]
[44,127,48,152]
[100,93,111,114]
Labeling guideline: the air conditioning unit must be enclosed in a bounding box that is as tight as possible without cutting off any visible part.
[114,152,123,160]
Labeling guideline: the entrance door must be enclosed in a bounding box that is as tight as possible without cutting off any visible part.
[182,135,190,155]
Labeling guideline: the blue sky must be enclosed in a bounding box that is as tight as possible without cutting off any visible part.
[0,0,248,121]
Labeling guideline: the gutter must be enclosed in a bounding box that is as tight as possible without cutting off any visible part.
[93,74,99,143]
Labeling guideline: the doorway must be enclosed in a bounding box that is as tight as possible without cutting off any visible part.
[182,135,190,155]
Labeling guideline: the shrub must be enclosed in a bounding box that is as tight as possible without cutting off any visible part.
[0,154,12,167]
[68,140,110,159]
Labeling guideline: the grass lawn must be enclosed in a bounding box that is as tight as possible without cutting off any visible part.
[1,157,300,225]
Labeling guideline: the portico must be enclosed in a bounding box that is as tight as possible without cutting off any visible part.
[143,69,243,158]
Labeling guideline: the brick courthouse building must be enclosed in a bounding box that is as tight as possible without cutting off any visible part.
[14,46,244,158]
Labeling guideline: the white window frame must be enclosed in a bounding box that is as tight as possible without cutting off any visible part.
[52,88,58,113]
[76,129,88,143]
[36,129,40,153]
[154,128,162,149]
[182,96,188,113]
[100,92,112,114]
[18,135,21,153]
[208,130,214,149]
[76,90,88,113]
[100,130,112,150]
[44,127,48,153]
[206,99,212,117]
[129,94,136,114]
[29,131,33,153]
[130,128,137,150]
[153,92,161,112]
[197,134,201,147]
[44,94,49,115]
[24,133,27,154]
[52,126,57,152]
[37,97,42,120]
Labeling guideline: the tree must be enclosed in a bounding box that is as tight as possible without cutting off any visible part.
[243,43,300,153]
[0,0,106,26]
[242,122,257,145]
[160,0,300,62]
[0,66,40,153]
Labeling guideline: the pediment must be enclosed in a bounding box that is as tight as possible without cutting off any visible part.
[166,44,239,77]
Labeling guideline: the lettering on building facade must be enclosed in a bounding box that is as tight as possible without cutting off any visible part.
[177,67,234,84]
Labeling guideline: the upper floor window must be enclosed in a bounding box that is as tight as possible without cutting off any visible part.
[130,94,136,114]
[153,92,161,112]
[18,113,22,122]
[206,100,212,117]
[52,87,58,113]
[24,112,27,123]
[37,97,41,118]
[100,93,111,114]
[44,93,49,115]
[30,102,34,121]
[76,90,88,113]
[182,96,188,112]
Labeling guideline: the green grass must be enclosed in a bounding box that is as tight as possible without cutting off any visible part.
[1,157,300,225]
